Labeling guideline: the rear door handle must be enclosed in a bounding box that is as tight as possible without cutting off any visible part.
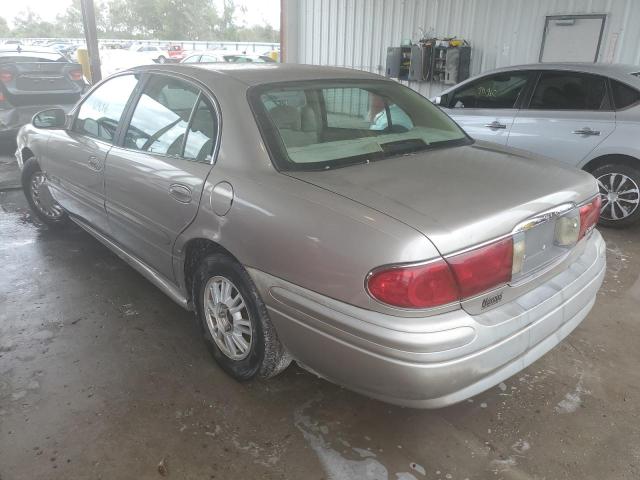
[169,184,192,203]
[572,127,600,136]
[484,121,507,130]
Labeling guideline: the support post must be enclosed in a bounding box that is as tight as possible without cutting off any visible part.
[80,0,102,84]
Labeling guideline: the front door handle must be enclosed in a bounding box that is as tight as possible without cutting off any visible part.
[169,183,192,203]
[572,127,600,136]
[484,121,507,130]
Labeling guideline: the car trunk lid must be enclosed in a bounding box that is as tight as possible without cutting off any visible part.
[0,61,84,105]
[286,141,597,257]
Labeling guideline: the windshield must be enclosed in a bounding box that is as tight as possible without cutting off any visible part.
[250,80,469,171]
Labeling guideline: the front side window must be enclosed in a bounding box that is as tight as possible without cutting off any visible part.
[529,72,607,110]
[448,72,530,109]
[74,74,140,142]
[124,75,199,155]
[251,80,469,171]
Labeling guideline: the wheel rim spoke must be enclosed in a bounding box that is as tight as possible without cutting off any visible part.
[597,172,639,220]
[30,172,64,220]
[203,275,252,360]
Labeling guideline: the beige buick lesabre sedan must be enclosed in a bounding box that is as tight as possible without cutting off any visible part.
[16,63,605,407]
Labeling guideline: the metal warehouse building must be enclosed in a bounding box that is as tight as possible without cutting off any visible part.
[281,0,640,97]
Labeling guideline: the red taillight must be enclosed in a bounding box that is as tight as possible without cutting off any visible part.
[0,70,12,83]
[446,237,514,299]
[578,196,601,239]
[69,69,83,81]
[367,259,460,309]
[367,237,514,309]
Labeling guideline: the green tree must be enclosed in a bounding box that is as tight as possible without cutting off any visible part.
[12,9,60,38]
[5,0,278,42]
[56,0,109,36]
[0,16,10,37]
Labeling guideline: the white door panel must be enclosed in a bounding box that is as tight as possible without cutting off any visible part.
[507,110,615,166]
[443,108,515,145]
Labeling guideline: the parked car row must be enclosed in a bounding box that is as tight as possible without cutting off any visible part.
[16,62,606,408]
[181,51,276,64]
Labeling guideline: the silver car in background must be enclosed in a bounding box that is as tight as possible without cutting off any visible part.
[435,63,640,227]
[16,64,605,408]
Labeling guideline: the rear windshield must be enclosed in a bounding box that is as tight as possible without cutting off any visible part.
[250,80,469,171]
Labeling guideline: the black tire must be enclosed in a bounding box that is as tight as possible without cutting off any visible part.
[21,157,69,228]
[193,253,291,380]
[592,163,640,228]
[157,55,166,64]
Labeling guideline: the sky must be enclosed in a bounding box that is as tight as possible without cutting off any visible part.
[3,0,281,28]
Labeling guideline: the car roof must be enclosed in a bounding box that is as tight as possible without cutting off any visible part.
[132,63,382,86]
[483,62,640,87]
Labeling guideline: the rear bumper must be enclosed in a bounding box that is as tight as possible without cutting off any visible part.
[249,230,606,408]
[0,103,75,138]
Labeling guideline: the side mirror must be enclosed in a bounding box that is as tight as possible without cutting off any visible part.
[32,108,67,129]
[433,96,442,105]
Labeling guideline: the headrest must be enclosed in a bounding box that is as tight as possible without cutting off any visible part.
[269,105,301,130]
[300,105,318,133]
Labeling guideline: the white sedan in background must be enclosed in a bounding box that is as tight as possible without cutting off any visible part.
[434,63,640,227]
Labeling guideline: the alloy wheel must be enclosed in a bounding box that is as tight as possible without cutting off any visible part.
[203,276,253,360]
[597,172,640,221]
[30,173,65,220]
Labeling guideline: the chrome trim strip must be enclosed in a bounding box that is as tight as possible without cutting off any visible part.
[512,202,575,234]
[71,216,190,310]
[443,232,513,258]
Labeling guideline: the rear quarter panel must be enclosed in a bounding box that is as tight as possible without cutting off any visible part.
[581,105,640,167]
[176,165,441,314]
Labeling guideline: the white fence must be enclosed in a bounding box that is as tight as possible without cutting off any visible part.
[1,38,279,53]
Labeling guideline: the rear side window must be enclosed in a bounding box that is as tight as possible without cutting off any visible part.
[610,80,640,109]
[74,74,140,142]
[183,55,200,63]
[529,72,607,110]
[124,75,199,155]
[183,97,217,162]
[448,72,530,109]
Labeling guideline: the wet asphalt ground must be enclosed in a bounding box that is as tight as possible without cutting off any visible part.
[0,142,639,480]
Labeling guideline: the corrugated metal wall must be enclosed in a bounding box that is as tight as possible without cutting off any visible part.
[282,0,640,97]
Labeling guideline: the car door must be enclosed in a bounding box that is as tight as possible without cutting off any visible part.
[43,73,141,234]
[507,70,616,166]
[104,73,219,280]
[439,71,532,145]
